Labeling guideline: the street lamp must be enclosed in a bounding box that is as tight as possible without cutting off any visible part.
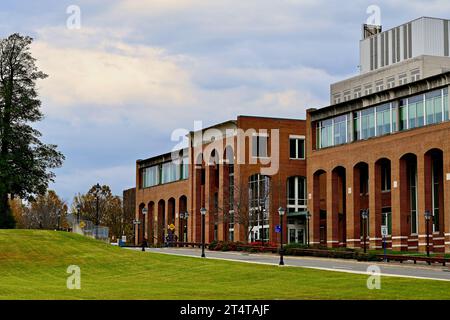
[424,210,432,257]
[361,209,369,254]
[133,219,141,246]
[278,207,285,266]
[94,183,101,239]
[200,207,207,258]
[306,211,311,247]
[76,204,81,224]
[180,211,189,243]
[142,207,148,251]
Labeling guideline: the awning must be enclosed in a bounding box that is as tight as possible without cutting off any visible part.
[287,210,308,218]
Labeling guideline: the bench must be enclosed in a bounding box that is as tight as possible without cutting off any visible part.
[379,254,450,266]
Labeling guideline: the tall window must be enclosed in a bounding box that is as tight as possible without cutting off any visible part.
[317,119,333,148]
[432,159,440,232]
[161,162,178,184]
[381,162,391,192]
[287,177,307,213]
[361,107,375,139]
[426,90,442,125]
[228,164,235,241]
[248,174,270,242]
[444,87,449,121]
[353,111,361,140]
[409,163,418,234]
[252,135,268,158]
[142,165,159,188]
[289,136,305,159]
[399,99,408,130]
[181,156,189,180]
[333,115,347,145]
[408,94,424,129]
[376,104,391,136]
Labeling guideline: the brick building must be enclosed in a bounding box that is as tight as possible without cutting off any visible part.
[135,116,306,245]
[133,17,450,253]
[307,17,450,253]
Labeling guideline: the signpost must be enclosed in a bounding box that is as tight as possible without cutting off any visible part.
[275,225,281,233]
[381,226,388,262]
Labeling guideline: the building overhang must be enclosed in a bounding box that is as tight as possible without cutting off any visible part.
[310,71,450,122]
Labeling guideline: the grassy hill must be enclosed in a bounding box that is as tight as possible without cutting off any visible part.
[0,230,449,300]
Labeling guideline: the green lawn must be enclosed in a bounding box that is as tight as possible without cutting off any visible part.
[0,230,449,300]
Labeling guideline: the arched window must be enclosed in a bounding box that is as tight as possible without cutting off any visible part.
[287,176,307,214]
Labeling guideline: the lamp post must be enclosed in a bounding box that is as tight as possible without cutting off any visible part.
[133,219,141,246]
[278,207,285,266]
[76,204,81,224]
[200,208,207,258]
[180,212,184,243]
[361,209,369,254]
[180,211,189,243]
[94,183,101,239]
[142,207,148,251]
[306,211,311,247]
[424,210,431,257]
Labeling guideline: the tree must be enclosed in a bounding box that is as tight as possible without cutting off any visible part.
[0,33,64,228]
[72,185,123,240]
[22,190,67,230]
[9,197,25,228]
[215,175,272,244]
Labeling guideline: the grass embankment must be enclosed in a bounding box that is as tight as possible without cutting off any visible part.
[0,230,449,300]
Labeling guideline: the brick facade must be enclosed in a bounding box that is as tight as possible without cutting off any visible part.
[134,116,306,246]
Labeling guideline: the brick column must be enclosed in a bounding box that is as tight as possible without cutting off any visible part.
[152,206,157,245]
[369,161,382,250]
[205,165,216,243]
[164,200,169,242]
[192,166,203,243]
[326,170,339,248]
[392,158,408,251]
[174,199,180,240]
[218,163,228,241]
[443,150,450,252]
[310,172,322,246]
[346,166,361,248]
[418,153,433,252]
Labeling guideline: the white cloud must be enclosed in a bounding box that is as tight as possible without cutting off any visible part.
[33,33,196,125]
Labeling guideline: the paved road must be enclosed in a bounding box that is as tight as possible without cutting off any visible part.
[128,247,450,281]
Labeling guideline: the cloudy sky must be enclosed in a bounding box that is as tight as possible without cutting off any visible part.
[1,0,448,202]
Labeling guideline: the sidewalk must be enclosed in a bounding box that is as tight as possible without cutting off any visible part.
[127,246,450,282]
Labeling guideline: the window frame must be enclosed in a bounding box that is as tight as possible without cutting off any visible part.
[289,135,306,160]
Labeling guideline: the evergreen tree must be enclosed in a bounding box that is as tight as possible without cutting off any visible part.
[0,33,64,228]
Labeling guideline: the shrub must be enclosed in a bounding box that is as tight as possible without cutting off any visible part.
[208,240,218,250]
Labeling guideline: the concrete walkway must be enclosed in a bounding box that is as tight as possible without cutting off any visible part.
[127,247,450,282]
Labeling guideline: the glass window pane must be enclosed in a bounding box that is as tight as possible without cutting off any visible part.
[259,136,268,157]
[299,139,305,158]
[289,139,297,158]
[252,136,258,157]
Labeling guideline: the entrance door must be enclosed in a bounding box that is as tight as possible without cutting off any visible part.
[288,225,305,244]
